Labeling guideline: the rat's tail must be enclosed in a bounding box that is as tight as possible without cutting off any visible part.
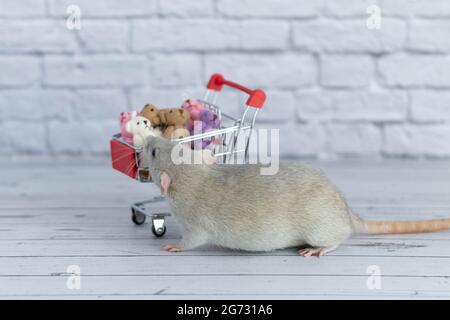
[353,216,450,235]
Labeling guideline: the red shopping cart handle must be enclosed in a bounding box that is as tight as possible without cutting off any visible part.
[206,73,266,109]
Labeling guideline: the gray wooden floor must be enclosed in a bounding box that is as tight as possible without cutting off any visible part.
[1,160,450,299]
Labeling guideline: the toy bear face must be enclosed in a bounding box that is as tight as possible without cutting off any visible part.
[182,100,203,120]
[160,108,190,126]
[125,116,153,135]
[120,111,133,124]
[168,127,191,140]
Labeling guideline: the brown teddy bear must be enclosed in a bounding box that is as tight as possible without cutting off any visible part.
[159,108,190,140]
[140,104,161,127]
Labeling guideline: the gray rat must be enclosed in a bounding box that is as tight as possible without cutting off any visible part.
[144,136,450,257]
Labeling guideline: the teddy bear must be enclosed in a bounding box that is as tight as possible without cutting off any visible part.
[181,99,221,149]
[159,108,190,140]
[140,103,161,127]
[188,109,218,149]
[125,115,162,148]
[181,99,204,132]
[200,109,220,131]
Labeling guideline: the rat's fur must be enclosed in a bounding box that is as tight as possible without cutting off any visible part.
[144,137,450,256]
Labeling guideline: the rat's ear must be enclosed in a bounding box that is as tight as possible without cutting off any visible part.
[160,171,171,196]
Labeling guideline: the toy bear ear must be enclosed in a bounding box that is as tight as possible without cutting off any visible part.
[159,111,167,124]
[143,103,157,112]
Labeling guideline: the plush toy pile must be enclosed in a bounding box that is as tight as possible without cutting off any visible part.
[120,100,221,150]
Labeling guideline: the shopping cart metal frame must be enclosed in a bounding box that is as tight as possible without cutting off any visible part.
[110,74,266,237]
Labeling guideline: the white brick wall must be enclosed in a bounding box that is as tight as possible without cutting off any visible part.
[0,0,449,159]
[320,55,374,88]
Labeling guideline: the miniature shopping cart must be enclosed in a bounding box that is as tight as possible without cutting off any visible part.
[110,74,266,237]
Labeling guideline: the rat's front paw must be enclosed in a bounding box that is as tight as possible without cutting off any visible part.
[161,244,183,253]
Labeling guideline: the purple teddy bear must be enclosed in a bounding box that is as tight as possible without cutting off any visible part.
[192,109,220,149]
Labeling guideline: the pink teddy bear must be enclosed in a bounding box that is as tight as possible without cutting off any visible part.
[181,99,204,132]
[120,111,140,143]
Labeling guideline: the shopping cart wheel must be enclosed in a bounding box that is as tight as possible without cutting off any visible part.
[151,216,166,237]
[152,225,166,237]
[131,208,146,225]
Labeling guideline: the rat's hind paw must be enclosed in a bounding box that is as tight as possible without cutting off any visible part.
[161,244,183,253]
[298,245,337,258]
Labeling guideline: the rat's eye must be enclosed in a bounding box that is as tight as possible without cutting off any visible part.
[136,121,140,125]
[152,148,156,157]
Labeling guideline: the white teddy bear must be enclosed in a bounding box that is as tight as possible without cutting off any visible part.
[125,116,162,148]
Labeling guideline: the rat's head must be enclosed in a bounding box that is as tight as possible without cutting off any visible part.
[143,136,213,195]
[143,136,179,196]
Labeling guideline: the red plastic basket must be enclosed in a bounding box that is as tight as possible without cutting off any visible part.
[110,138,138,179]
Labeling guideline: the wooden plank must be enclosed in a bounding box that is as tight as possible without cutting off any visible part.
[1,255,450,277]
[2,206,450,224]
[0,237,450,258]
[0,275,449,297]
